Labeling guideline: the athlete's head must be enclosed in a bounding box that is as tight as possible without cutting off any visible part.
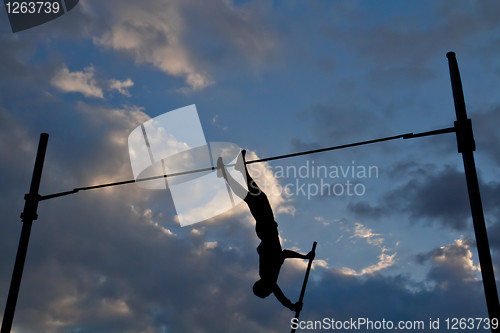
[253,279,273,298]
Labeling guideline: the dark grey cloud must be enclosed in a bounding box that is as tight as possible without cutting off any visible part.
[470,106,500,167]
[386,165,470,230]
[487,221,500,253]
[347,201,387,220]
[349,162,500,234]
[84,0,277,91]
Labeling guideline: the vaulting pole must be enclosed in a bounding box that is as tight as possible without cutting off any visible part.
[291,241,317,333]
[1,133,49,333]
[447,52,500,332]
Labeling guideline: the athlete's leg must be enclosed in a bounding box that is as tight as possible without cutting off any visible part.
[282,249,315,260]
[217,156,249,200]
[235,150,261,195]
[217,149,263,198]
[217,150,274,222]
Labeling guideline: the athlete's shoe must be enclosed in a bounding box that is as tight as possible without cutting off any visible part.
[234,149,247,173]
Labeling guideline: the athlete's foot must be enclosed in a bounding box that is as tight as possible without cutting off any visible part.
[217,157,227,178]
[234,149,247,173]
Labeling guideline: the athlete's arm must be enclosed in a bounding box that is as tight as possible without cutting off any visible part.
[273,285,302,312]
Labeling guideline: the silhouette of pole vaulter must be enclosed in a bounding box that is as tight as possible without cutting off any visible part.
[217,150,315,311]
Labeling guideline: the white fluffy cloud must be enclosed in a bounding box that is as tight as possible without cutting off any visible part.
[93,0,275,91]
[51,65,134,98]
[426,238,481,289]
[340,222,397,276]
[94,1,213,91]
[109,78,134,97]
[51,65,104,98]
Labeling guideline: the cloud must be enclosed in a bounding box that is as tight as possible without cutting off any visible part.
[389,165,500,232]
[0,34,39,81]
[51,65,104,98]
[76,102,150,145]
[92,0,276,91]
[347,201,387,219]
[51,65,135,99]
[487,220,500,252]
[211,114,228,131]
[470,106,500,167]
[346,160,500,276]
[351,223,384,247]
[339,252,396,277]
[315,217,397,277]
[93,1,212,91]
[297,239,488,327]
[109,78,134,97]
[417,238,480,289]
[349,164,471,230]
[339,222,396,276]
[305,268,488,327]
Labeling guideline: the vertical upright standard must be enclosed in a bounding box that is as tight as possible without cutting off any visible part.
[1,133,49,333]
[447,52,500,331]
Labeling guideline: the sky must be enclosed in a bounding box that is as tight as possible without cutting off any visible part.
[1,1,500,332]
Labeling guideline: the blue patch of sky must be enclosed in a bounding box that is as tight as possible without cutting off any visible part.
[359,0,439,30]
